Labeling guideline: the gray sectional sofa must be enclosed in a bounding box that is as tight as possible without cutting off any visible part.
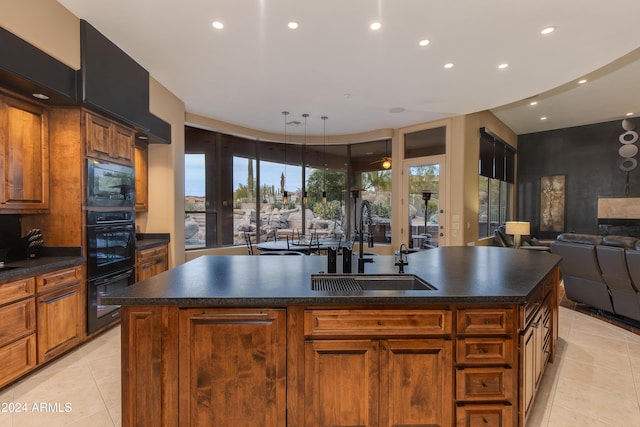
[550,233,640,322]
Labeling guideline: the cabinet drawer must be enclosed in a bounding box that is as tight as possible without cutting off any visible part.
[304,309,452,337]
[456,368,513,401]
[0,277,35,306]
[137,244,168,261]
[0,298,36,347]
[456,404,514,427]
[36,266,82,293]
[0,334,36,388]
[457,308,514,335]
[456,338,514,365]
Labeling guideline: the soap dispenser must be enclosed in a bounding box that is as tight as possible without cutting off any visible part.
[342,246,352,273]
[327,247,337,273]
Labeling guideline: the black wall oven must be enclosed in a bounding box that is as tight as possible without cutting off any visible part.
[86,210,135,333]
[87,267,134,333]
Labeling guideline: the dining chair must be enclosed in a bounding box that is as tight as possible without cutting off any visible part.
[244,231,254,255]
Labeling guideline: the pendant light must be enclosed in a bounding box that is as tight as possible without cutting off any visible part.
[282,111,289,205]
[302,113,309,205]
[321,116,328,205]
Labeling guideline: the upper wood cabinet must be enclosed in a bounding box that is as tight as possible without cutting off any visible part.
[0,94,49,213]
[84,111,134,165]
[134,141,148,212]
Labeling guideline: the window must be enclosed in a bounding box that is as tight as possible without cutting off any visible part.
[185,126,384,249]
[185,153,207,249]
[478,128,514,238]
[184,127,217,249]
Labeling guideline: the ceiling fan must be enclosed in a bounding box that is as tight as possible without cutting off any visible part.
[369,140,391,169]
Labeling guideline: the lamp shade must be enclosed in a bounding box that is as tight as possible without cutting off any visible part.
[505,221,530,236]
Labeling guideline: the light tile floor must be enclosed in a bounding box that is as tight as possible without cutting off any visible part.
[0,306,639,426]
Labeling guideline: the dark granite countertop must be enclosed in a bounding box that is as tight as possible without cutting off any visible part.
[103,246,561,307]
[136,233,170,250]
[0,254,85,283]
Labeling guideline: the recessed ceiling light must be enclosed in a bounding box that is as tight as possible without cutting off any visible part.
[444,63,454,69]
[32,93,49,100]
[370,22,382,31]
[578,79,587,84]
[626,112,634,116]
[529,101,538,106]
[212,21,224,30]
[541,26,556,35]
[498,63,509,69]
[287,21,299,30]
[540,116,548,121]
[418,39,430,47]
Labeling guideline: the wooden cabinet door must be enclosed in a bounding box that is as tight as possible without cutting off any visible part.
[0,334,36,388]
[0,95,49,211]
[520,313,538,421]
[179,309,286,427]
[136,258,167,282]
[305,339,379,427]
[0,297,36,347]
[84,111,134,164]
[134,142,148,212]
[84,111,112,159]
[112,123,134,163]
[36,284,82,363]
[380,339,453,427]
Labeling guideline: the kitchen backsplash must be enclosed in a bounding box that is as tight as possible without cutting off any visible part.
[0,215,22,260]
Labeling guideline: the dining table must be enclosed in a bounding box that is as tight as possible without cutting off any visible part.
[255,238,349,254]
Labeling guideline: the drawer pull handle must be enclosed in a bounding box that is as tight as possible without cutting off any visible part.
[377,321,383,326]
[481,381,488,389]
[483,416,489,424]
[481,348,489,354]
[484,319,490,324]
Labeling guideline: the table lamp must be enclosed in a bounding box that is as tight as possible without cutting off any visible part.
[505,221,530,249]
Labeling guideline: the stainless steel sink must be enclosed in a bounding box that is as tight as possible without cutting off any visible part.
[311,274,436,292]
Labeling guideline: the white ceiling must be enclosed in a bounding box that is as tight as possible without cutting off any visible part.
[57,0,640,137]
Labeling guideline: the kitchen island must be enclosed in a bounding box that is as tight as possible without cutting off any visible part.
[104,246,561,427]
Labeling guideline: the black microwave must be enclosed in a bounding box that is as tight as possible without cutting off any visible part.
[87,159,135,207]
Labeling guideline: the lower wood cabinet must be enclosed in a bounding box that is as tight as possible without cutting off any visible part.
[305,338,453,427]
[0,263,85,389]
[36,283,82,363]
[0,335,37,387]
[521,295,552,421]
[119,268,560,427]
[454,307,518,427]
[136,244,169,282]
[0,292,37,388]
[179,308,286,427]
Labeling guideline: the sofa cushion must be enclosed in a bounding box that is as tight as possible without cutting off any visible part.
[557,233,603,246]
[602,235,638,249]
